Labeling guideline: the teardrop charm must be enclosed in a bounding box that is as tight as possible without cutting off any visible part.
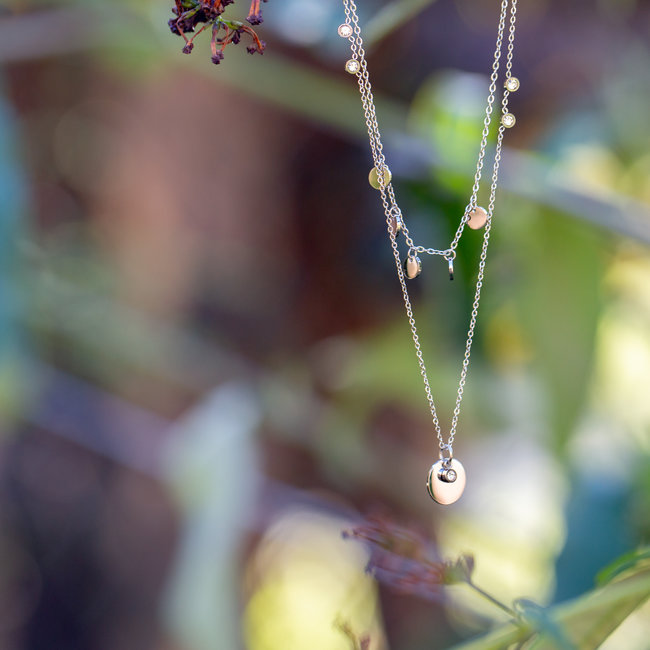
[427,458,466,505]
[404,255,422,279]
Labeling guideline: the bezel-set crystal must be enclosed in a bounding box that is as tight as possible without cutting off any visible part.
[338,23,353,38]
[501,112,516,128]
[504,76,520,92]
[345,59,360,74]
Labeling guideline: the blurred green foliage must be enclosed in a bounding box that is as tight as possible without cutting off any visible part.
[1,1,650,649]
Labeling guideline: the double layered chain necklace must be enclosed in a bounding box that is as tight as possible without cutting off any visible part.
[339,0,520,504]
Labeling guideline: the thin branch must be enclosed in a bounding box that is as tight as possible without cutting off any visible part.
[466,580,517,618]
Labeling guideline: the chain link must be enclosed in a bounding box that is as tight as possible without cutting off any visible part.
[341,0,519,456]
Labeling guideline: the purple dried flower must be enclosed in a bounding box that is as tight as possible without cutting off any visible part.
[169,1,268,66]
[342,515,474,600]
[247,39,265,55]
[247,0,263,24]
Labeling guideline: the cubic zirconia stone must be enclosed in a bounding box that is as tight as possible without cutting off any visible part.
[505,77,520,92]
[501,112,516,128]
[345,59,360,74]
[338,23,353,38]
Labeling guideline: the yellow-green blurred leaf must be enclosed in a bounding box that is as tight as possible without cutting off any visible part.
[451,562,650,650]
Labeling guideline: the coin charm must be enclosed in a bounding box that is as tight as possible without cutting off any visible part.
[426,458,466,505]
[467,206,488,230]
[389,214,403,237]
[404,254,422,279]
[368,165,392,190]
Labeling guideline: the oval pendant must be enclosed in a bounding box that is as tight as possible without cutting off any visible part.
[426,458,466,505]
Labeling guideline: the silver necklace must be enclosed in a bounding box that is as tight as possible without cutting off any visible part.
[339,0,520,504]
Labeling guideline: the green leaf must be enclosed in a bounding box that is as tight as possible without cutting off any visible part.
[596,547,650,586]
[449,562,650,650]
[511,210,606,452]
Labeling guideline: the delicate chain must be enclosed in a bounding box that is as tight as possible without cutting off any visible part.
[341,0,519,458]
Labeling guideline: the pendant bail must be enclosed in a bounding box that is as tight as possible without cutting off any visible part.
[439,443,453,462]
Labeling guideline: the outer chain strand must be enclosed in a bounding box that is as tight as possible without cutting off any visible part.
[341,0,519,457]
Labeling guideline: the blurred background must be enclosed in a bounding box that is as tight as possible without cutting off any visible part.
[0,0,649,648]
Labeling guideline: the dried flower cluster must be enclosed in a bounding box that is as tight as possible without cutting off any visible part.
[168,0,267,65]
[342,515,475,600]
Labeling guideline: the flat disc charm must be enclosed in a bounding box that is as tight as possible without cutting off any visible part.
[404,255,422,279]
[467,206,488,230]
[426,458,466,505]
[369,166,392,190]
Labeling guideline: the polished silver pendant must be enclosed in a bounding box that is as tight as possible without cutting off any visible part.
[426,458,466,505]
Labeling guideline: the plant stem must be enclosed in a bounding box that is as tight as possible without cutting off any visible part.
[466,580,517,618]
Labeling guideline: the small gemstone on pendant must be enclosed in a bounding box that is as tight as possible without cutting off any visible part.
[467,206,488,230]
[504,76,520,92]
[368,165,391,189]
[345,59,360,74]
[338,23,353,38]
[501,112,516,128]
